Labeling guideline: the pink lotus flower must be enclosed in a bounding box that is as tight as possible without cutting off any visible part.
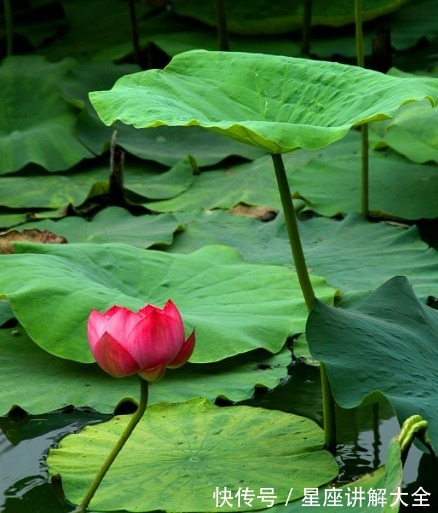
[87,300,195,381]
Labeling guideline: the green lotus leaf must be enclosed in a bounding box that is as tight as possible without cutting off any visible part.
[371,100,438,164]
[0,170,105,209]
[89,50,438,154]
[17,207,181,248]
[307,276,438,453]
[47,398,338,512]
[0,325,291,414]
[0,243,335,363]
[0,56,93,174]
[0,156,193,209]
[145,154,295,212]
[172,0,410,35]
[59,60,263,166]
[168,210,438,302]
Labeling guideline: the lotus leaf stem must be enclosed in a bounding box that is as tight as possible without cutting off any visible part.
[3,0,13,56]
[271,153,314,311]
[75,377,149,511]
[215,0,230,51]
[355,0,369,218]
[301,0,313,57]
[271,153,336,452]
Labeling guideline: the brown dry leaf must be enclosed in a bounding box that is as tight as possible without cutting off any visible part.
[229,204,278,221]
[0,229,67,254]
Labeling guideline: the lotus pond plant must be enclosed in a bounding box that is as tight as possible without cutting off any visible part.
[78,300,195,511]
[0,2,437,509]
[89,48,438,451]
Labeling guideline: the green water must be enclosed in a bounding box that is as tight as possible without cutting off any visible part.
[0,362,436,512]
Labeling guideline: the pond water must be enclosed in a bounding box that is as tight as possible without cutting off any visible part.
[0,360,436,512]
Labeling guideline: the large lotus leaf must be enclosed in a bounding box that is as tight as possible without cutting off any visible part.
[16,207,181,248]
[60,61,263,166]
[47,398,338,512]
[0,325,291,414]
[89,50,438,154]
[0,56,93,174]
[172,0,409,34]
[0,243,335,363]
[307,276,438,453]
[168,211,438,302]
[371,100,438,164]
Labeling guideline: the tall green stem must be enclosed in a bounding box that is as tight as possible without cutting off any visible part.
[3,0,13,56]
[271,153,336,451]
[271,153,314,311]
[75,378,149,511]
[355,0,369,218]
[128,0,144,68]
[301,0,312,57]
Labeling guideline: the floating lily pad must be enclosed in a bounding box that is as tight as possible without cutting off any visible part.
[0,243,335,363]
[47,398,338,512]
[0,325,291,415]
[90,50,438,154]
[307,277,438,453]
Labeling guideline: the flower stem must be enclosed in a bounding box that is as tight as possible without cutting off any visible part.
[76,377,149,511]
[271,153,336,452]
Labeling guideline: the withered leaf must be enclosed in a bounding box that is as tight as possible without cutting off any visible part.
[0,229,67,254]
